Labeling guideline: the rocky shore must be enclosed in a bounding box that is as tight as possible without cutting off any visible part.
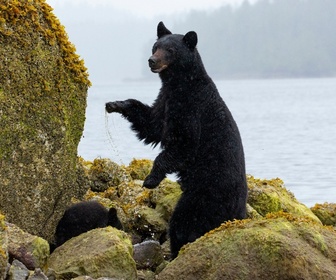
[1,1,335,279]
[0,158,335,280]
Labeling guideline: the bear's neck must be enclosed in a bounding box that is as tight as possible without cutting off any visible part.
[159,62,210,89]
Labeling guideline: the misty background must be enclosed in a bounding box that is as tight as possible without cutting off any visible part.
[47,0,336,85]
[44,0,336,205]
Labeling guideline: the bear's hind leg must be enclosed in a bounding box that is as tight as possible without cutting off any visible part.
[168,191,224,259]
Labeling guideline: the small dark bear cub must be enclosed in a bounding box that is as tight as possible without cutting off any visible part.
[106,22,248,259]
[51,201,123,251]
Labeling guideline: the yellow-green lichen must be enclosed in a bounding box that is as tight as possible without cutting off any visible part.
[126,159,153,180]
[0,213,5,230]
[0,0,90,86]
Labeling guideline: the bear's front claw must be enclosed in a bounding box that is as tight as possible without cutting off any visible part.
[105,101,122,113]
[105,102,116,113]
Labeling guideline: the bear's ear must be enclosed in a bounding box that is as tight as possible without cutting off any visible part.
[157,21,172,38]
[183,31,198,50]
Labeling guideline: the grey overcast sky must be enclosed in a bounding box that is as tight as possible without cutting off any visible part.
[44,0,259,83]
[46,0,258,18]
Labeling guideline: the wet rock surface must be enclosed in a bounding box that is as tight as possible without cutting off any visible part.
[0,158,335,279]
[133,240,164,270]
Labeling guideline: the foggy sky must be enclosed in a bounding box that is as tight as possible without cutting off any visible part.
[45,0,259,84]
[46,0,255,19]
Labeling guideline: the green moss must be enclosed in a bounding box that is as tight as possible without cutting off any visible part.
[163,214,336,279]
[247,175,321,223]
[31,236,50,270]
[311,203,336,226]
[0,0,90,86]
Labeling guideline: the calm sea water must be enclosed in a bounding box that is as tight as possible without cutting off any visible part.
[78,78,336,207]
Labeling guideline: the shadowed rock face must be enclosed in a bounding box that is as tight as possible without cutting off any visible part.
[0,0,91,241]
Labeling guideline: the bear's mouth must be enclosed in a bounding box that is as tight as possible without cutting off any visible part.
[150,65,168,73]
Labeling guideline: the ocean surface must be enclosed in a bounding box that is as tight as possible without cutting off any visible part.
[78,78,336,207]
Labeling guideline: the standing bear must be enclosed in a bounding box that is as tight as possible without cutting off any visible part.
[106,22,248,259]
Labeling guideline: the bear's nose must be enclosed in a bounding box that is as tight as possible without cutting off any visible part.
[148,56,157,67]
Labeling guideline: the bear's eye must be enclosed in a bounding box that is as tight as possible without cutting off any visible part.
[152,46,157,54]
[168,48,175,55]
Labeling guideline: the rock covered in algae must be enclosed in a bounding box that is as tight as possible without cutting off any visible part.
[157,212,336,280]
[247,176,320,223]
[311,203,336,226]
[48,227,137,280]
[126,159,153,180]
[87,158,131,192]
[0,0,90,241]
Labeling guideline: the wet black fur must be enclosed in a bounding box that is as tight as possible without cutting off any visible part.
[106,22,247,259]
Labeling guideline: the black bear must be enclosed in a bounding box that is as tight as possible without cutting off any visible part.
[106,22,247,259]
[51,201,123,251]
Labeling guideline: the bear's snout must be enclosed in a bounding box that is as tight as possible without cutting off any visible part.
[148,56,157,68]
[148,56,156,67]
[148,55,168,73]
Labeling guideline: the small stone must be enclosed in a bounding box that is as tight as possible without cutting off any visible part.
[27,268,48,280]
[133,240,164,270]
[7,259,29,280]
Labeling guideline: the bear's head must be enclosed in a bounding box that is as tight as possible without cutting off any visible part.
[148,22,198,74]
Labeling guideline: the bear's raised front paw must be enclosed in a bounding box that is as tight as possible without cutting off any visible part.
[105,101,124,113]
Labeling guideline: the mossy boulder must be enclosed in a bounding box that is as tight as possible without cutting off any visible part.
[158,212,336,280]
[311,203,336,226]
[247,176,320,223]
[0,1,90,241]
[48,227,137,280]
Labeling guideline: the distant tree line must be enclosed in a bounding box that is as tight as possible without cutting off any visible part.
[172,0,336,79]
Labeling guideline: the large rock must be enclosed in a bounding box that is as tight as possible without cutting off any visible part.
[157,212,336,280]
[48,227,137,280]
[0,1,90,241]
